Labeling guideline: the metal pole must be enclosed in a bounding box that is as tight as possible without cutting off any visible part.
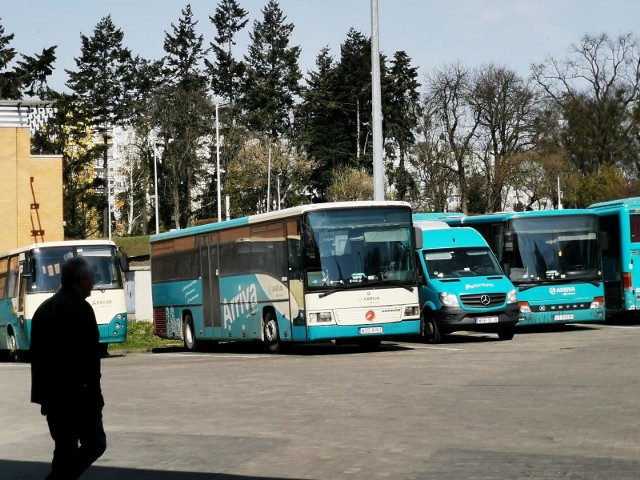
[371,0,384,200]
[557,176,563,210]
[267,146,271,212]
[107,166,112,240]
[216,102,222,222]
[154,148,160,235]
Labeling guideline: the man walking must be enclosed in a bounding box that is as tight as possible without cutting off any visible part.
[30,256,107,479]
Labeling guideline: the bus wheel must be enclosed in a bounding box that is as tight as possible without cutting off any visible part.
[498,327,515,341]
[7,332,19,362]
[263,311,280,354]
[183,315,197,352]
[422,314,442,344]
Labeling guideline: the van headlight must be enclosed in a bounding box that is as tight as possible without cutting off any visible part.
[507,289,517,304]
[439,292,459,307]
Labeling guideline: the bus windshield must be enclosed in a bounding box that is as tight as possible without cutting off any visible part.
[303,207,415,289]
[423,248,502,279]
[508,216,601,284]
[29,245,123,293]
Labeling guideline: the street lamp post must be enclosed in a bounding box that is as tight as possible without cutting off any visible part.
[153,147,160,235]
[216,102,222,222]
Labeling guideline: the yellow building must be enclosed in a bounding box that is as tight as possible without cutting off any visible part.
[0,101,63,253]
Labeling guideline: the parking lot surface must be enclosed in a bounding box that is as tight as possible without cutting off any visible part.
[1,322,639,479]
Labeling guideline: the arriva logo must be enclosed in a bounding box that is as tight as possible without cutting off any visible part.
[223,284,258,329]
[549,286,576,295]
[465,283,494,290]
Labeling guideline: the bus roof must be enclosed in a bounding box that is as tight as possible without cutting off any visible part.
[456,209,596,224]
[589,197,640,212]
[0,239,117,258]
[150,201,413,243]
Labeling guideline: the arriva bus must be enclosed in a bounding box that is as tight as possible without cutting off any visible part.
[589,196,640,319]
[150,201,422,352]
[0,240,129,361]
[433,210,605,326]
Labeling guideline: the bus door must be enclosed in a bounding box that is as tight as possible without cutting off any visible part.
[287,219,307,342]
[251,222,292,342]
[198,233,221,339]
[627,210,640,311]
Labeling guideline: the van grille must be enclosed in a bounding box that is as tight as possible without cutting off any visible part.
[460,293,506,308]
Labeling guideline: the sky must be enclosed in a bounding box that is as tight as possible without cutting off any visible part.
[3,0,640,93]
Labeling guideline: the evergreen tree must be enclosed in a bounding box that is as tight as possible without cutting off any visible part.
[207,0,248,114]
[241,0,302,138]
[66,15,134,236]
[156,4,213,229]
[384,50,421,200]
[0,20,56,100]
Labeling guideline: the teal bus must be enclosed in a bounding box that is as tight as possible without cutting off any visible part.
[0,240,129,361]
[150,201,422,353]
[589,197,640,319]
[428,210,605,326]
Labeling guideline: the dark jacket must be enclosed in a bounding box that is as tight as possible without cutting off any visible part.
[30,287,103,410]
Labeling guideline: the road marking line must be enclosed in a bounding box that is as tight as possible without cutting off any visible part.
[409,345,463,351]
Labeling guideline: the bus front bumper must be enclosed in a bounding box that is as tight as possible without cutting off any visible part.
[306,318,421,342]
[98,314,128,344]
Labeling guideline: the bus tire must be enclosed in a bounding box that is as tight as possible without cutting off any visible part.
[498,327,515,341]
[422,313,442,344]
[7,331,18,361]
[183,315,197,352]
[263,311,280,354]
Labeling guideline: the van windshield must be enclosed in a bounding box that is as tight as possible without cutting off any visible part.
[423,248,503,279]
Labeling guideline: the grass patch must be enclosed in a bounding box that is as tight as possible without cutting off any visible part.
[108,320,182,354]
[112,236,151,259]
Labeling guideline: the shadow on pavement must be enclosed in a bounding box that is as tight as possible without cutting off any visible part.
[1,459,309,480]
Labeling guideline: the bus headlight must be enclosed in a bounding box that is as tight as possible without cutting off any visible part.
[507,289,517,304]
[590,296,605,309]
[519,301,531,314]
[439,292,459,307]
[309,312,333,324]
[404,305,419,317]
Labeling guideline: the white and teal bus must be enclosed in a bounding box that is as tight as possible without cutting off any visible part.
[0,240,129,361]
[150,201,422,352]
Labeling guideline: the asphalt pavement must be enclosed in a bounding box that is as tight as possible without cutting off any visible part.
[1,321,638,479]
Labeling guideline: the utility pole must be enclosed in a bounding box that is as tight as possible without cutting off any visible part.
[371,0,384,200]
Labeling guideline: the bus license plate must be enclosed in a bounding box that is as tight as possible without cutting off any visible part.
[359,326,383,335]
[476,316,499,324]
[554,313,574,321]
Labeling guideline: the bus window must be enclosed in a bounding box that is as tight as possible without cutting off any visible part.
[30,247,73,292]
[7,256,19,299]
[78,246,123,289]
[0,258,8,298]
[630,213,640,243]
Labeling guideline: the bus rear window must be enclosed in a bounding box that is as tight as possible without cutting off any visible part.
[630,214,640,243]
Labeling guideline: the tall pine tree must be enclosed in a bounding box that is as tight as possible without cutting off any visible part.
[241,0,302,138]
[66,15,133,237]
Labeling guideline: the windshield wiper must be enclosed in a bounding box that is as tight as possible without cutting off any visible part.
[319,278,414,298]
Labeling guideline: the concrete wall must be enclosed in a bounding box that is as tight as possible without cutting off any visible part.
[125,268,153,321]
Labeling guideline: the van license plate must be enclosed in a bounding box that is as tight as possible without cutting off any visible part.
[476,317,499,324]
[359,326,383,334]
[554,313,574,321]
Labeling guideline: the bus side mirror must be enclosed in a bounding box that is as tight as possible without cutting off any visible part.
[22,257,33,278]
[504,229,514,252]
[118,252,130,273]
[414,226,423,250]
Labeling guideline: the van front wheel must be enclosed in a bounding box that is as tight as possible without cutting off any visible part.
[422,314,442,344]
